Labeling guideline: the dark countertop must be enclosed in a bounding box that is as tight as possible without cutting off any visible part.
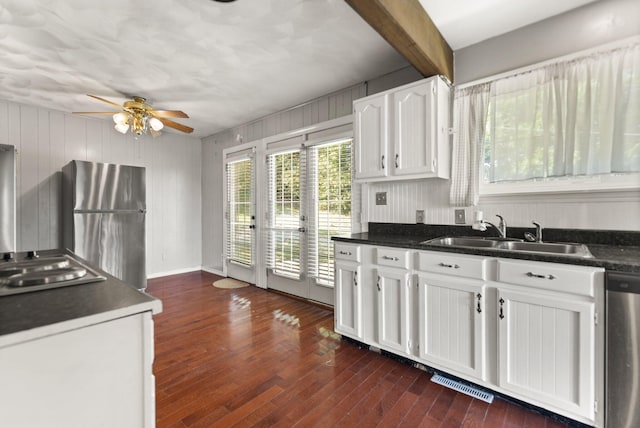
[333,223,640,273]
[0,260,162,346]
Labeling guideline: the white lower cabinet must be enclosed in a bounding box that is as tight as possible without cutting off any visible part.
[333,244,604,427]
[494,259,603,425]
[417,272,486,380]
[376,266,412,355]
[334,258,363,340]
[497,288,595,419]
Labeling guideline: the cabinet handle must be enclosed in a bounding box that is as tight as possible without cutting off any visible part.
[476,293,482,313]
[526,272,556,280]
[395,154,399,168]
[339,250,352,256]
[499,298,505,319]
[382,255,399,261]
[381,155,385,169]
[438,262,460,269]
[376,275,381,291]
[354,271,358,287]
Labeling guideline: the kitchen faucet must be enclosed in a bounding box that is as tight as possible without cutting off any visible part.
[524,221,543,242]
[472,214,507,238]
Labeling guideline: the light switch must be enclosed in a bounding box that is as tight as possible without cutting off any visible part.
[375,192,387,205]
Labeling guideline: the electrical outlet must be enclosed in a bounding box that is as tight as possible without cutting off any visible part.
[454,209,466,224]
[416,210,425,224]
[375,192,387,205]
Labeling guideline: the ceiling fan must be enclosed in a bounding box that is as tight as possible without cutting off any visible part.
[73,94,193,136]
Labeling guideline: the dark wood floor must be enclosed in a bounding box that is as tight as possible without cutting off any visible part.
[148,271,570,427]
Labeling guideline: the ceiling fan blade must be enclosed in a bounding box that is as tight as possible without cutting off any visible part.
[159,117,194,134]
[72,111,118,115]
[150,110,189,118]
[87,94,127,110]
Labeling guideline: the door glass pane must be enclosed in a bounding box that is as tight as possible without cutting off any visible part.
[227,158,253,266]
[268,150,302,278]
[313,139,353,284]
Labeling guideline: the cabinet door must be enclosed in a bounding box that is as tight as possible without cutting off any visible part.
[418,273,486,380]
[334,260,362,339]
[393,81,436,176]
[376,267,411,355]
[354,95,389,180]
[497,288,595,421]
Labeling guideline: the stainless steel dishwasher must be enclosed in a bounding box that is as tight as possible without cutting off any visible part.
[606,271,640,428]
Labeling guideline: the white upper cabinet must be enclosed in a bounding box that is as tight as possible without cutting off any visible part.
[354,94,389,179]
[354,76,450,182]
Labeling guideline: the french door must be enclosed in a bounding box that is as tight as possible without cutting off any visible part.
[265,136,355,305]
[224,149,256,284]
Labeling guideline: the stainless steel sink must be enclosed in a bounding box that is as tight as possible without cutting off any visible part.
[422,236,593,258]
[422,237,505,248]
[498,241,593,257]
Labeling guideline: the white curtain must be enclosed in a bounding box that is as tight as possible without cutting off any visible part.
[449,83,491,206]
[485,42,640,183]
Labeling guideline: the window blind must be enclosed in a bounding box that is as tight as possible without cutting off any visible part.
[265,149,305,279]
[307,138,354,284]
[226,155,254,266]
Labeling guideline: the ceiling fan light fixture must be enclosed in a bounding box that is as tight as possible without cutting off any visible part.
[115,122,130,134]
[75,94,193,136]
[149,117,164,131]
[149,128,162,138]
[113,111,129,125]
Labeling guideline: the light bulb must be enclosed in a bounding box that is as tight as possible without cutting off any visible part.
[113,112,129,125]
[149,117,164,131]
[114,123,130,134]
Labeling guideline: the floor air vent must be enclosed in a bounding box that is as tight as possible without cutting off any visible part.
[431,374,494,403]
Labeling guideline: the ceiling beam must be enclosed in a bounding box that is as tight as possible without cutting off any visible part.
[345,0,453,82]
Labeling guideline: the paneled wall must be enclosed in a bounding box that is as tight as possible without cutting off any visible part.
[366,180,640,230]
[0,99,202,277]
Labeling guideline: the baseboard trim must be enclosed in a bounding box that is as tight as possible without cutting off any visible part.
[201,266,226,276]
[147,266,203,279]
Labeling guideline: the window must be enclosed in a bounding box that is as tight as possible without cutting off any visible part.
[484,43,640,185]
[451,39,640,205]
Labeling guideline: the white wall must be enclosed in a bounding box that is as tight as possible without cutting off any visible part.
[0,99,202,277]
[454,0,640,84]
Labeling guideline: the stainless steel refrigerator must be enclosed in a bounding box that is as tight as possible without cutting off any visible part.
[63,160,147,290]
[0,144,16,254]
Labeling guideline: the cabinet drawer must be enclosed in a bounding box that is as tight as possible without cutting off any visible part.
[416,251,493,280]
[376,247,410,269]
[497,259,602,297]
[334,243,360,262]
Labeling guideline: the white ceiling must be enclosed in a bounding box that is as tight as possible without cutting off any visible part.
[0,0,595,138]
